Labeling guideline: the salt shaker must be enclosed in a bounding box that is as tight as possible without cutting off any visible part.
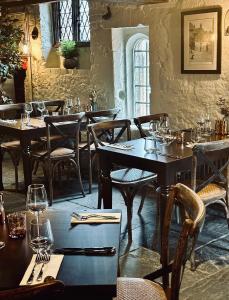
[0,193,6,224]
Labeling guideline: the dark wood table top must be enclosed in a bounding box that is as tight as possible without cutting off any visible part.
[0,209,121,299]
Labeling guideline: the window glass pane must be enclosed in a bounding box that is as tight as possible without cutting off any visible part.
[133,38,150,117]
[60,0,73,41]
[79,0,90,42]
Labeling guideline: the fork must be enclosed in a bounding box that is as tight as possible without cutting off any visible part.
[72,212,119,221]
[36,251,51,281]
[27,252,43,284]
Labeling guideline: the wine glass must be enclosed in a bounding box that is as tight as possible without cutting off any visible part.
[66,99,73,115]
[26,184,48,221]
[24,103,33,125]
[29,218,54,254]
[37,102,46,119]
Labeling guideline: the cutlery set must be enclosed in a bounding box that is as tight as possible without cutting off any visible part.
[27,252,50,285]
[71,212,119,221]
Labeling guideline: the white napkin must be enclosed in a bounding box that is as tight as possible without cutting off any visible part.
[71,212,121,224]
[20,254,64,286]
[105,143,134,150]
[0,119,17,124]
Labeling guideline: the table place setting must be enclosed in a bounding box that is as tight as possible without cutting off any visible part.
[20,253,64,286]
[71,212,121,224]
[0,119,17,125]
[105,143,134,150]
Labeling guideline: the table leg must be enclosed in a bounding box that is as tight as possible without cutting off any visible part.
[99,154,112,209]
[20,137,32,191]
[0,148,4,190]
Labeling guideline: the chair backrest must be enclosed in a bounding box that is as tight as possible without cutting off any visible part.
[161,183,205,300]
[87,119,131,149]
[0,103,25,120]
[85,108,120,124]
[44,112,85,157]
[32,100,65,117]
[0,278,64,300]
[134,113,168,138]
[191,140,229,193]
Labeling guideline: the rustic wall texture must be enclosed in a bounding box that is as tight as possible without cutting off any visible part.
[19,0,229,128]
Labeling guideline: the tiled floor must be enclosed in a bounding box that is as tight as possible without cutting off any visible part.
[2,157,229,299]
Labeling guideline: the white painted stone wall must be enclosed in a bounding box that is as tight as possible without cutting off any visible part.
[12,0,229,129]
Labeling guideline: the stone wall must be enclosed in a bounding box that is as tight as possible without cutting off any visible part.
[7,0,229,129]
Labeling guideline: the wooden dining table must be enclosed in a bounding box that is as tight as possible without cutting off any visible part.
[0,117,86,191]
[97,134,228,232]
[0,209,121,300]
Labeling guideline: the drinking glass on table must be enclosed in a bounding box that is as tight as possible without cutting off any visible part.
[66,99,73,115]
[145,120,160,154]
[37,101,46,120]
[29,218,54,254]
[26,184,48,221]
[24,103,33,125]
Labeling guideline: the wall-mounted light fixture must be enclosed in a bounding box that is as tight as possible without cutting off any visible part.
[224,9,229,36]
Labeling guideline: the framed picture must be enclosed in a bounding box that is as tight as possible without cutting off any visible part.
[181,7,222,74]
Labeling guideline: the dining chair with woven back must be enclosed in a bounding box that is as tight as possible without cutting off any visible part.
[88,118,157,241]
[116,183,205,300]
[187,139,229,270]
[79,108,120,193]
[0,277,64,300]
[30,112,85,206]
[133,113,168,214]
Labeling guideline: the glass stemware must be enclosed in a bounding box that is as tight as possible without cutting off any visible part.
[66,99,73,115]
[29,218,54,254]
[24,103,33,125]
[37,101,46,120]
[26,184,48,220]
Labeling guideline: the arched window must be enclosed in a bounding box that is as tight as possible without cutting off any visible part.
[133,38,150,117]
[125,32,150,119]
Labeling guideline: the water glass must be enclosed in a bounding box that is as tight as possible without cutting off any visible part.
[29,218,54,253]
[144,137,158,154]
[24,103,33,125]
[26,184,48,214]
[21,113,27,129]
[7,211,26,239]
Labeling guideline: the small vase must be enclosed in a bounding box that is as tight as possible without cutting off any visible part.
[64,58,78,69]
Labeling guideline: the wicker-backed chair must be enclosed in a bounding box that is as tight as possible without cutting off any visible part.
[188,139,229,269]
[88,118,157,241]
[79,108,120,193]
[0,277,64,300]
[30,113,85,205]
[116,183,205,300]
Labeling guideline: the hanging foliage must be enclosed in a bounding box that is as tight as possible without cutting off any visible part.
[0,17,23,82]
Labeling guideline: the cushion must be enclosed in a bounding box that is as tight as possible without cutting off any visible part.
[1,140,39,150]
[197,183,226,203]
[116,277,166,300]
[32,147,74,159]
[111,168,157,183]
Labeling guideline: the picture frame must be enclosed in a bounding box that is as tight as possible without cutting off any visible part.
[181,7,222,74]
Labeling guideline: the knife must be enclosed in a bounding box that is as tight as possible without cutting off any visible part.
[53,247,116,256]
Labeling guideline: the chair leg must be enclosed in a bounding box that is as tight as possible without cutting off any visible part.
[8,150,21,192]
[70,159,85,197]
[137,186,147,214]
[0,148,4,190]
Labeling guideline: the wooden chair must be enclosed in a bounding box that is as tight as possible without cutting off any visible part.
[188,139,229,269]
[133,113,168,214]
[116,183,205,300]
[0,277,64,300]
[32,100,65,117]
[133,113,169,138]
[79,108,120,193]
[30,113,85,206]
[88,118,157,241]
[0,103,40,191]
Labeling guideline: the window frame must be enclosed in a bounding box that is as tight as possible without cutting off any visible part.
[52,0,90,46]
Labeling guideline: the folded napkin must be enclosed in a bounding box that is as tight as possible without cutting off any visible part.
[71,212,121,224]
[20,254,64,286]
[105,143,134,150]
[0,119,17,124]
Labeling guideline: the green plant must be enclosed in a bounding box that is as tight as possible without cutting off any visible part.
[0,17,23,82]
[60,40,78,59]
